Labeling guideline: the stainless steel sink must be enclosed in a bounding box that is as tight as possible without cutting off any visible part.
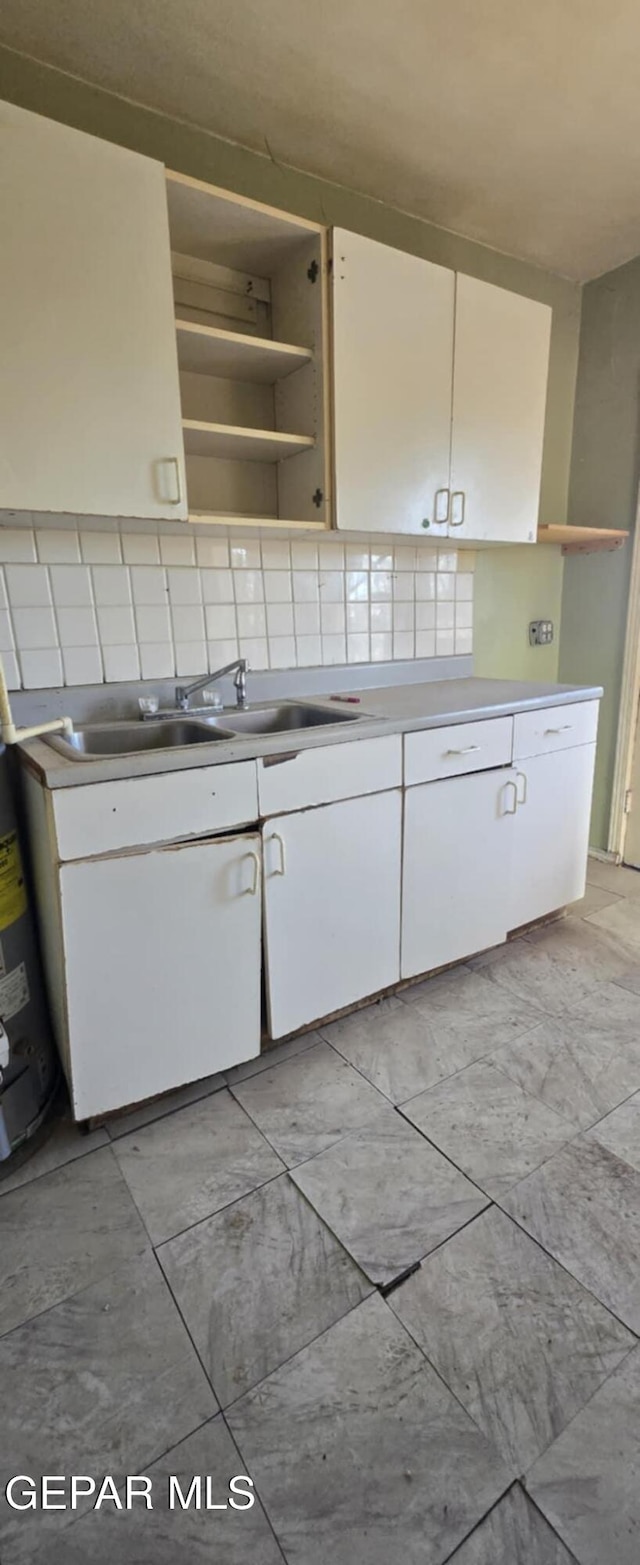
[210,702,361,735]
[44,719,235,759]
[41,701,361,761]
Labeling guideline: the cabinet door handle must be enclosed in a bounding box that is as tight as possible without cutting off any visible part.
[516,770,528,805]
[502,780,518,815]
[266,832,286,877]
[241,849,261,896]
[544,724,572,735]
[445,744,480,756]
[450,491,465,527]
[167,455,182,504]
[434,488,450,525]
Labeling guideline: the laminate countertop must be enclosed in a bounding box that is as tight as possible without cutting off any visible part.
[18,675,603,790]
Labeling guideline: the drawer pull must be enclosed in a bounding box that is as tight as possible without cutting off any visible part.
[241,850,261,896]
[444,744,480,756]
[450,491,465,527]
[502,780,518,815]
[266,831,286,878]
[544,724,573,735]
[516,770,528,805]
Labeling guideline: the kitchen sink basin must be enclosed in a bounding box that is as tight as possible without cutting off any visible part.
[41,701,361,761]
[44,719,235,759]
[212,702,361,735]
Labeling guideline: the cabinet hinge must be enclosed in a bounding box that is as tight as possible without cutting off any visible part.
[307,259,319,283]
[625,788,634,814]
[312,488,324,508]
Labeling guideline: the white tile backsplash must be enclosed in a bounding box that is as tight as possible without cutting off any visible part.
[80,532,122,564]
[0,524,473,686]
[36,529,81,563]
[6,565,52,607]
[12,607,58,649]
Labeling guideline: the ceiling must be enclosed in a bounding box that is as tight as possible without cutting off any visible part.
[1,0,639,280]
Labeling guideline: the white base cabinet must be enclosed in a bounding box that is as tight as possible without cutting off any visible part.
[263,789,402,1037]
[59,832,262,1119]
[509,745,597,930]
[401,767,517,980]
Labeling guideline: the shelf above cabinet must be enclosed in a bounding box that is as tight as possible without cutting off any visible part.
[182,420,315,463]
[538,525,628,554]
[175,319,312,383]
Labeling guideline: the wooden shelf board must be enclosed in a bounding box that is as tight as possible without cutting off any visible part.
[182,420,315,463]
[538,524,629,554]
[166,171,320,275]
[189,512,327,531]
[176,320,311,382]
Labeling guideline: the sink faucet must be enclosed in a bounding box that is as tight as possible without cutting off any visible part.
[175,658,248,712]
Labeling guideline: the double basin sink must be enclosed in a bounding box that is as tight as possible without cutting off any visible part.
[44,702,361,761]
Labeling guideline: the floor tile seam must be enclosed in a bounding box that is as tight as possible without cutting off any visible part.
[227,1075,394,1172]
[0,1162,152,1346]
[220,1287,380,1418]
[387,1217,639,1493]
[106,1074,226,1141]
[156,1186,375,1416]
[219,1407,289,1562]
[0,1131,108,1202]
[519,1332,640,1487]
[491,1193,640,1345]
[438,1479,581,1565]
[150,1245,222,1413]
[486,1042,640,1139]
[394,1021,576,1115]
[149,1164,288,1251]
[522,1486,583,1564]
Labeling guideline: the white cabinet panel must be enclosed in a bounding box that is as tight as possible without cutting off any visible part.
[53,760,258,860]
[509,746,596,930]
[404,716,513,786]
[60,832,261,1118]
[513,700,599,760]
[332,228,454,535]
[401,768,516,980]
[449,274,551,543]
[258,734,402,818]
[263,790,402,1037]
[0,101,186,518]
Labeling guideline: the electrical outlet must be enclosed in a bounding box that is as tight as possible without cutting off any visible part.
[529,620,554,646]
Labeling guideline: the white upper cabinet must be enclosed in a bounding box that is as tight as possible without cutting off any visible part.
[331,229,551,543]
[0,102,186,519]
[331,229,454,536]
[449,275,552,543]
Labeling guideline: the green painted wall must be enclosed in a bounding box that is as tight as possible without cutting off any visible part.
[474,545,564,681]
[559,256,640,849]
[0,44,581,681]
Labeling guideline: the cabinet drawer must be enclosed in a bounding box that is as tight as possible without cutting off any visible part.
[258,734,402,817]
[404,716,513,786]
[52,760,258,861]
[513,700,599,760]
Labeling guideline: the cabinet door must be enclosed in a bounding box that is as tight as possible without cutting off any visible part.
[0,102,186,519]
[509,746,596,929]
[449,274,551,543]
[332,229,454,535]
[263,790,402,1037]
[401,767,516,980]
[60,833,261,1119]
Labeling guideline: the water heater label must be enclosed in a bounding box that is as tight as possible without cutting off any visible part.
[0,831,27,931]
[0,961,29,1021]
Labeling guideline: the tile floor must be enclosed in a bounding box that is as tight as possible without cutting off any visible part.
[2,859,640,1562]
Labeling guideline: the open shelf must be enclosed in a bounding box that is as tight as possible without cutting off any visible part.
[182,420,315,463]
[175,319,312,383]
[538,525,629,554]
[189,512,327,530]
